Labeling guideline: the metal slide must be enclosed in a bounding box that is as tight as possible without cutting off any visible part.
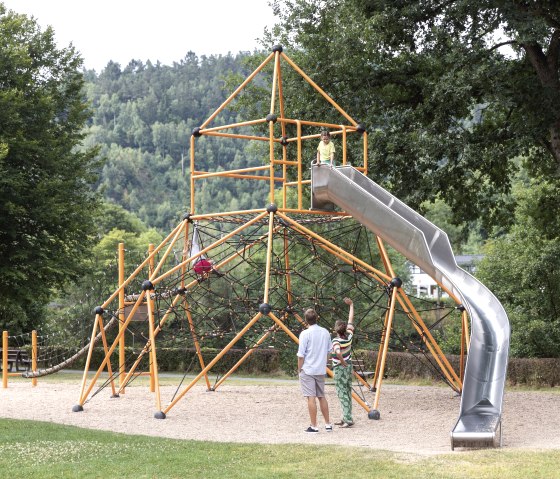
[311,165,510,449]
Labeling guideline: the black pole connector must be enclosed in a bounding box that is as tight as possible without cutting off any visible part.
[265,114,277,123]
[142,280,154,291]
[272,44,283,53]
[267,203,278,213]
[284,305,294,313]
[280,136,289,146]
[175,287,187,295]
[192,127,202,137]
[390,277,403,289]
[72,404,84,412]
[259,303,272,315]
[154,411,166,419]
[93,306,104,316]
[457,305,466,312]
[356,123,366,134]
[182,212,192,222]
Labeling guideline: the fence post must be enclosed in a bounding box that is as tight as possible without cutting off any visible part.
[32,330,38,387]
[2,331,8,388]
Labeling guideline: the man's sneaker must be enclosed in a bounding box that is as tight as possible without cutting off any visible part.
[325,424,333,432]
[304,426,319,433]
[334,420,345,426]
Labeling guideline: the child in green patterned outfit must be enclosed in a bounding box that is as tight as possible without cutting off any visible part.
[332,297,355,427]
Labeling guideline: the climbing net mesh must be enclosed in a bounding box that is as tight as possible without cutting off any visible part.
[17,213,462,405]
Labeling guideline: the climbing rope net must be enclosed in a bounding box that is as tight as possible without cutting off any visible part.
[45,211,465,416]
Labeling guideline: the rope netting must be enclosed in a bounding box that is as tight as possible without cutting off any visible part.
[56,214,463,405]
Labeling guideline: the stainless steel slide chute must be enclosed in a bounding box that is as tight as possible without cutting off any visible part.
[311,164,510,449]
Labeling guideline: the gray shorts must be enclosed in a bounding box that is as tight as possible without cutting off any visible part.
[299,371,326,398]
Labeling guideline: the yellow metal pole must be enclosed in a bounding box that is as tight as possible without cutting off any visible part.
[118,242,125,391]
[163,312,264,415]
[269,121,275,204]
[190,134,195,213]
[297,120,302,210]
[281,53,357,126]
[373,285,399,410]
[200,53,274,129]
[341,125,347,165]
[395,291,462,391]
[31,330,37,387]
[372,294,391,391]
[270,50,279,115]
[184,304,212,390]
[152,212,269,285]
[363,131,368,176]
[77,314,101,403]
[460,309,470,382]
[2,331,7,388]
[145,282,163,413]
[97,315,117,397]
[376,237,395,277]
[117,292,185,392]
[148,243,155,393]
[277,212,392,283]
[101,220,186,308]
[77,292,146,407]
[213,326,277,390]
[263,210,276,304]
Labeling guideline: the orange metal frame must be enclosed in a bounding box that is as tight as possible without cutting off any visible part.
[74,47,468,420]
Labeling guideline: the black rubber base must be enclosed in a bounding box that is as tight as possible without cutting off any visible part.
[111,394,120,398]
[72,404,84,412]
[154,411,166,419]
[368,409,381,420]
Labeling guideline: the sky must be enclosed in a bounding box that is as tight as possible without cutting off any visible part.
[2,0,278,71]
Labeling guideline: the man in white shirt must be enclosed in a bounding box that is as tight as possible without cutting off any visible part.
[297,308,333,433]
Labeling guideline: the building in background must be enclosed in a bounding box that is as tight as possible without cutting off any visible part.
[408,255,483,299]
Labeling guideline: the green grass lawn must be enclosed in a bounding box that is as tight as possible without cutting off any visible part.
[0,418,559,479]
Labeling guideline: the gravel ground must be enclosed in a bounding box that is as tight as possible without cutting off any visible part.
[2,381,559,455]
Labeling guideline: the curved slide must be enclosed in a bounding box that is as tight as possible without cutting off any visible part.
[311,165,510,449]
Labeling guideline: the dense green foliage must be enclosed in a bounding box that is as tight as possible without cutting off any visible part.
[477,179,560,357]
[83,54,269,230]
[0,5,101,333]
[266,0,560,229]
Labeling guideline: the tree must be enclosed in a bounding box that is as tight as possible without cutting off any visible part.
[0,5,101,333]
[265,0,560,229]
[476,179,560,357]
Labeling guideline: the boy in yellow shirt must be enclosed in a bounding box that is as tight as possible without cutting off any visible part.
[313,131,335,166]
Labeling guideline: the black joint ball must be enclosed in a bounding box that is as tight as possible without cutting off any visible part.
[272,44,283,53]
[192,127,202,137]
[457,304,466,312]
[265,114,277,123]
[93,306,104,316]
[176,287,187,295]
[259,303,272,315]
[182,212,192,222]
[285,305,294,313]
[280,136,289,146]
[154,411,166,420]
[356,123,366,134]
[267,203,278,213]
[72,404,84,412]
[390,277,403,289]
[142,280,154,291]
[368,409,381,420]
